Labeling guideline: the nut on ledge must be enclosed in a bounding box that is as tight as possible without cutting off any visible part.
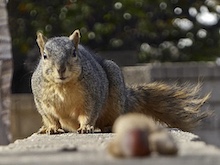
[107,113,178,157]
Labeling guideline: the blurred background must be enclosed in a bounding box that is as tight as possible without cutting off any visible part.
[8,0,220,93]
[3,0,220,143]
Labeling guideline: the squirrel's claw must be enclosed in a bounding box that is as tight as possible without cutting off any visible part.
[38,126,66,135]
[77,125,94,134]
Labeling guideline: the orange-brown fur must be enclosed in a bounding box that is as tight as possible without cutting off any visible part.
[96,95,122,132]
[126,82,211,131]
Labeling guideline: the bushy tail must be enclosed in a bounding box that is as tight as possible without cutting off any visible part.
[125,82,211,131]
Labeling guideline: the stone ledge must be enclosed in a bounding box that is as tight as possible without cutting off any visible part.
[122,62,220,81]
[0,130,219,165]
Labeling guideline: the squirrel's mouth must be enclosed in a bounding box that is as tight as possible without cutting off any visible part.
[59,77,67,80]
[54,76,70,83]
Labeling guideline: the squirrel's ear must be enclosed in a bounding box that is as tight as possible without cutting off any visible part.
[36,31,47,55]
[69,29,81,49]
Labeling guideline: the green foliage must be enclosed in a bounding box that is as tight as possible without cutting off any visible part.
[7,0,220,63]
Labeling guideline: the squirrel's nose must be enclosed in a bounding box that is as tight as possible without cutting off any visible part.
[58,66,66,75]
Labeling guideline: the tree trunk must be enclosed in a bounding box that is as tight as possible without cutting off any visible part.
[0,0,13,145]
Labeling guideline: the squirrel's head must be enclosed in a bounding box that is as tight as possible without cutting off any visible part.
[36,30,82,84]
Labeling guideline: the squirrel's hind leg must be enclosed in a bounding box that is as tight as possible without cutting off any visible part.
[100,126,112,133]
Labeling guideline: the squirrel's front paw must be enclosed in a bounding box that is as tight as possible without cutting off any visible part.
[38,126,66,135]
[77,125,94,134]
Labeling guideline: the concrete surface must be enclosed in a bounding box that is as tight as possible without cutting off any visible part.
[0,129,220,165]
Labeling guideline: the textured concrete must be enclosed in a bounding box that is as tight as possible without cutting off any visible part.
[0,129,220,165]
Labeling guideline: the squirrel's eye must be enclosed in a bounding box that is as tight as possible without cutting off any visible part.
[43,53,48,59]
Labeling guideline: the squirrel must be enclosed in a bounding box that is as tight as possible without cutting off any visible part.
[107,113,178,157]
[31,29,210,134]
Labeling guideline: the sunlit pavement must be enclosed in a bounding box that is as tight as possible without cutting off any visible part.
[0,129,219,165]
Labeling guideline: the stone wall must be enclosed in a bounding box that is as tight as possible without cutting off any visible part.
[11,95,41,141]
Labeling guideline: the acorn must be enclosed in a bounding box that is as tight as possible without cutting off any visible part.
[107,113,178,157]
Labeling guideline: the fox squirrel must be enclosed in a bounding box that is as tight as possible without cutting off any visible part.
[31,29,210,134]
[108,113,178,157]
